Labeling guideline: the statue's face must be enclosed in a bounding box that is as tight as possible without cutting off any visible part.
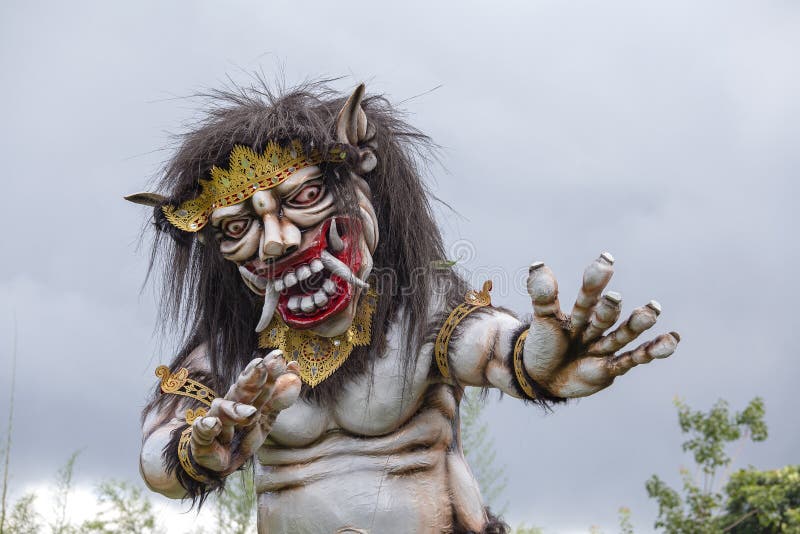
[209,165,378,337]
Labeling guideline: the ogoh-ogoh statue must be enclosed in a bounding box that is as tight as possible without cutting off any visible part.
[128,82,680,533]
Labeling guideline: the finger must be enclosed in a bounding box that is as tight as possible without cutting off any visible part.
[190,417,228,471]
[588,301,661,354]
[581,291,623,344]
[527,262,561,318]
[608,332,681,376]
[191,416,221,447]
[570,252,614,336]
[264,372,302,412]
[252,350,289,410]
[235,425,267,462]
[225,358,269,404]
[207,398,258,444]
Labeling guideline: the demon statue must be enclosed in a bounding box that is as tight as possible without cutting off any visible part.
[127,82,680,533]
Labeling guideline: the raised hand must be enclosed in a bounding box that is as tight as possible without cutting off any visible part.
[190,350,301,475]
[524,253,680,398]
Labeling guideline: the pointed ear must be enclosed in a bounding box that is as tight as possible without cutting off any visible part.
[336,84,377,173]
[124,192,166,207]
[336,84,368,145]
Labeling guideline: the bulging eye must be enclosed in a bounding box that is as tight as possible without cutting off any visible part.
[286,182,325,208]
[222,218,252,239]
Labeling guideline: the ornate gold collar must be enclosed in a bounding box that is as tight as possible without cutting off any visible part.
[258,288,378,387]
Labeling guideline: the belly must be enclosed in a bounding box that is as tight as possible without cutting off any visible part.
[256,455,452,533]
[255,409,456,533]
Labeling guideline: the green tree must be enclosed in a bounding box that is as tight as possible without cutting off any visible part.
[3,494,40,534]
[512,523,544,534]
[461,388,508,511]
[720,465,800,533]
[50,451,81,534]
[645,397,771,533]
[212,469,257,534]
[81,480,162,534]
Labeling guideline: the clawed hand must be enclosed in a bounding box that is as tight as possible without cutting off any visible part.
[189,350,301,475]
[525,253,680,398]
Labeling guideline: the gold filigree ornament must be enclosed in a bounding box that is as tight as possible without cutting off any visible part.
[161,140,345,232]
[178,427,210,483]
[434,280,493,379]
[155,365,217,408]
[512,330,537,399]
[258,287,378,387]
[155,366,220,484]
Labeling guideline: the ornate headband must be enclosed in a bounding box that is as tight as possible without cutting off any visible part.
[161,140,345,232]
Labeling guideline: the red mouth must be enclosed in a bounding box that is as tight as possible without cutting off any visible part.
[245,217,363,329]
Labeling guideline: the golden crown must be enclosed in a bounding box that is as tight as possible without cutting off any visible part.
[162,140,344,232]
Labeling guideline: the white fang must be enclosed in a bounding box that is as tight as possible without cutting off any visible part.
[320,250,368,289]
[239,266,267,291]
[255,282,280,333]
[329,219,345,252]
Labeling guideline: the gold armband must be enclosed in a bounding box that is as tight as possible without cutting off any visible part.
[155,365,217,408]
[434,281,493,379]
[512,330,537,399]
[155,366,219,484]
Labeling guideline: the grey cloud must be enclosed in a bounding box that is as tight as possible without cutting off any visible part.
[0,0,797,531]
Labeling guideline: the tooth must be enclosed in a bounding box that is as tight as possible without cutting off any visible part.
[297,265,312,281]
[300,295,315,313]
[360,206,378,252]
[322,279,336,295]
[255,282,279,333]
[310,259,324,273]
[284,272,298,288]
[274,279,284,292]
[288,296,301,312]
[313,290,329,307]
[320,250,368,289]
[329,219,345,252]
[238,266,267,290]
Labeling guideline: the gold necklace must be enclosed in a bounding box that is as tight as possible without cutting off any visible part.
[258,288,378,387]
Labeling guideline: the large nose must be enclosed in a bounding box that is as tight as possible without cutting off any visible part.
[252,191,301,260]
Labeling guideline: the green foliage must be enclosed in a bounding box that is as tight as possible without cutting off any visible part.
[80,480,161,534]
[676,398,767,481]
[643,397,796,533]
[618,506,634,534]
[213,469,257,534]
[721,465,800,533]
[50,451,81,534]
[461,388,508,511]
[3,493,41,534]
[513,523,544,534]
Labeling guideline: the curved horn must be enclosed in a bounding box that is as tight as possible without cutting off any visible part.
[336,84,367,145]
[124,192,166,207]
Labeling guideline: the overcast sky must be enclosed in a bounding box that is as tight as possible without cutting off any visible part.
[1,0,798,532]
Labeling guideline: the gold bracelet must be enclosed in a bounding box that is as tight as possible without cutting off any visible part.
[512,330,537,399]
[155,366,219,484]
[178,426,210,483]
[434,281,493,379]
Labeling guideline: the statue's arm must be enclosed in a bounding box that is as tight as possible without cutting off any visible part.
[139,344,302,503]
[446,307,559,401]
[139,344,210,498]
[445,253,680,400]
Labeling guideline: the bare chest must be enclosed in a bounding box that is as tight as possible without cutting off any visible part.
[267,339,435,445]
